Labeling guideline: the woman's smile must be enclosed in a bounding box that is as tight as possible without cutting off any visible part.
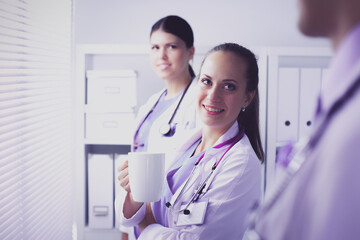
[197,50,252,133]
[203,104,224,114]
[158,63,171,70]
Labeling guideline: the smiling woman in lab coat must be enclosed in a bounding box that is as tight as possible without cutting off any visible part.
[132,15,200,167]
[117,43,264,239]
[120,15,200,240]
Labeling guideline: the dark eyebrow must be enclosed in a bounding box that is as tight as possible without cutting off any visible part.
[223,79,239,84]
[150,41,179,46]
[166,41,180,46]
[200,74,212,79]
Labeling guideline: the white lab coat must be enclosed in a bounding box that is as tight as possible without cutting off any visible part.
[119,122,262,240]
[132,78,201,169]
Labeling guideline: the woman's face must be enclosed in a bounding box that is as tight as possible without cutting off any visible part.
[197,51,254,133]
[150,30,194,81]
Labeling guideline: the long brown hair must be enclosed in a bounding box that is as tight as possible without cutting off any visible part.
[201,43,265,163]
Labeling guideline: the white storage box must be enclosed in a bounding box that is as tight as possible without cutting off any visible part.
[85,112,135,144]
[88,154,114,229]
[87,70,137,111]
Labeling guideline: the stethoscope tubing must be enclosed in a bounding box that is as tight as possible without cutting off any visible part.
[166,129,245,214]
[133,80,193,149]
[166,80,192,127]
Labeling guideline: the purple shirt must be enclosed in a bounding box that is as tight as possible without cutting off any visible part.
[133,90,181,152]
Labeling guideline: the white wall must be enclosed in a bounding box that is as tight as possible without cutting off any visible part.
[74,0,330,48]
[74,0,331,109]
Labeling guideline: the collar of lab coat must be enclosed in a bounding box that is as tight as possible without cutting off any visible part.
[168,121,241,206]
[198,122,240,164]
[173,121,240,166]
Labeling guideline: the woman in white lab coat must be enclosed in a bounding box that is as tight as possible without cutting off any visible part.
[132,15,200,167]
[117,43,264,239]
[120,15,200,240]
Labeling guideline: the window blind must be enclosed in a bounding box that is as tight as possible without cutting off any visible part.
[0,0,74,239]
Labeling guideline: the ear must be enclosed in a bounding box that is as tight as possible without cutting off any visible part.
[188,46,195,61]
[243,91,256,108]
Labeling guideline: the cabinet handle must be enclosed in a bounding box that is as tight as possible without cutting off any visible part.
[93,206,108,216]
[102,121,118,128]
[104,87,121,94]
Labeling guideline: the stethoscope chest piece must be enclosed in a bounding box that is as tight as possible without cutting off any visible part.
[159,123,176,137]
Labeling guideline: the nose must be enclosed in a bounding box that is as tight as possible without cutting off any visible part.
[207,86,222,102]
[159,48,168,60]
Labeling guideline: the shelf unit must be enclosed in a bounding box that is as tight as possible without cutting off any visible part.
[74,44,213,239]
[265,47,332,191]
[74,44,332,239]
[75,45,150,240]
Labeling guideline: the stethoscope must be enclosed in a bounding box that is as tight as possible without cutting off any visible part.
[158,80,192,137]
[165,129,245,215]
[246,75,360,240]
[133,80,192,150]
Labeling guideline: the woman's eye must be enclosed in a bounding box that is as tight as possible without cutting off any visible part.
[201,78,211,86]
[225,84,236,91]
[151,45,159,50]
[169,45,177,49]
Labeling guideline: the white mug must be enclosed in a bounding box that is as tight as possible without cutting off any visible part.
[128,152,165,202]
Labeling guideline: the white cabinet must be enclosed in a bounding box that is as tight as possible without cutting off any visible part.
[265,47,332,191]
[75,45,150,240]
[85,70,136,145]
[84,70,136,230]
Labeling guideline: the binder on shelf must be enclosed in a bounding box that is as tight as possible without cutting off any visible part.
[88,154,114,229]
[276,67,300,143]
[299,68,322,138]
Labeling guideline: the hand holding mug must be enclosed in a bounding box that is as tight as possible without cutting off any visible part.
[118,159,130,192]
[128,152,165,202]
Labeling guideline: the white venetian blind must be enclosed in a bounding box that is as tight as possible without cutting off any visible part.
[0,0,74,239]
